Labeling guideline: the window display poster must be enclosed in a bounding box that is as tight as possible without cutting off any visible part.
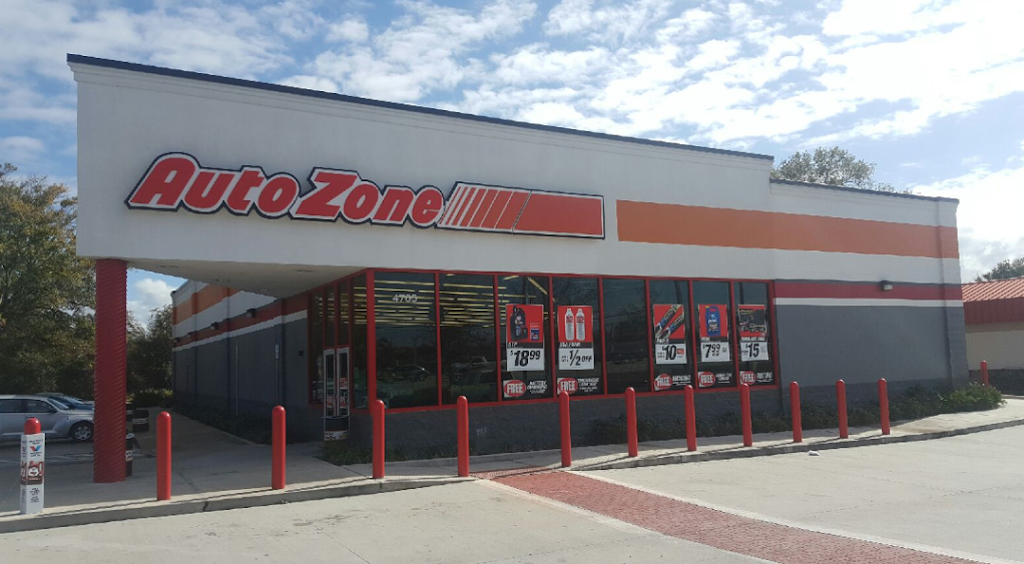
[652,304,687,365]
[557,305,594,371]
[737,304,770,362]
[698,304,731,363]
[505,304,545,372]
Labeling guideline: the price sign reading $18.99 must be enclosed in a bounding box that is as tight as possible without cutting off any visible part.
[506,304,545,372]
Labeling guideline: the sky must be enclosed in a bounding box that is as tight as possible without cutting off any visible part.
[1,0,1023,322]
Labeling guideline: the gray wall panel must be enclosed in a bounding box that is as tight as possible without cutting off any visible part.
[776,305,956,387]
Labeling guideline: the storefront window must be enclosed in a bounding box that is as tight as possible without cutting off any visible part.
[735,282,773,387]
[498,275,551,400]
[374,272,438,408]
[439,274,497,404]
[325,286,336,348]
[603,278,650,393]
[309,291,324,404]
[551,277,603,396]
[649,280,692,391]
[352,276,368,409]
[337,282,350,346]
[693,281,734,389]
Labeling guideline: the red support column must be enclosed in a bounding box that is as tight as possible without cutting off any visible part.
[740,383,753,447]
[94,259,127,483]
[684,385,697,452]
[457,396,469,477]
[272,406,286,490]
[790,382,802,443]
[559,391,572,467]
[837,379,849,439]
[157,412,172,500]
[878,379,890,436]
[981,360,989,386]
[372,399,385,479]
[625,387,638,457]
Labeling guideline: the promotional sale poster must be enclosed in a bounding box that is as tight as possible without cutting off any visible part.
[652,304,687,365]
[505,303,545,374]
[651,303,690,391]
[737,304,770,363]
[698,304,731,363]
[557,305,594,371]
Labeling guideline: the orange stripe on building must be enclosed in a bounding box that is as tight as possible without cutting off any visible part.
[616,201,958,259]
[173,284,239,324]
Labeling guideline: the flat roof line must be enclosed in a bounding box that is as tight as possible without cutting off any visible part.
[67,54,775,162]
[769,178,958,203]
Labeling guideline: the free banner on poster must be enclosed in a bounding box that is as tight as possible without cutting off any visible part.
[737,304,770,362]
[557,305,594,371]
[698,304,731,363]
[506,304,545,373]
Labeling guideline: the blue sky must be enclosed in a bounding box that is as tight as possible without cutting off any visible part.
[2,0,1023,321]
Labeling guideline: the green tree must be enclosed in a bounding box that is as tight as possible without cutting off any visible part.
[771,146,897,192]
[0,162,96,396]
[127,304,173,392]
[975,257,1024,282]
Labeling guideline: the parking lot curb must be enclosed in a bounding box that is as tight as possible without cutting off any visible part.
[0,477,467,534]
[579,417,1024,471]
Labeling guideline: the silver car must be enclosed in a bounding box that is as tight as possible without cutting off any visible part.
[0,395,95,442]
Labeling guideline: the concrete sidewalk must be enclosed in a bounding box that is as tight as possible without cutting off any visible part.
[0,412,462,534]
[3,399,1022,534]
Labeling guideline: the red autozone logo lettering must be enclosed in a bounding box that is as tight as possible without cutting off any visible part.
[126,153,604,238]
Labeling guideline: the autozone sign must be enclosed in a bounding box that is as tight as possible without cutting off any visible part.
[125,153,605,238]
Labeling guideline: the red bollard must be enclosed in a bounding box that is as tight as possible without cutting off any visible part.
[372,400,386,479]
[625,387,638,458]
[457,396,469,477]
[157,412,172,500]
[740,383,753,447]
[790,382,802,443]
[272,406,286,490]
[684,385,697,452]
[24,417,41,435]
[878,379,890,435]
[559,391,572,467]
[981,360,989,386]
[836,380,849,439]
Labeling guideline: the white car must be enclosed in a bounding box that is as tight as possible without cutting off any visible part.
[0,395,95,442]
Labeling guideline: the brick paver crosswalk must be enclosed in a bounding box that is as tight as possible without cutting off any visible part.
[496,472,978,564]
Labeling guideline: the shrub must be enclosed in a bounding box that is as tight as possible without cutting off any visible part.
[174,404,274,444]
[321,441,408,465]
[940,383,1003,412]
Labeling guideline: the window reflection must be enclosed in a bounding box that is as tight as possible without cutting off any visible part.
[440,274,498,403]
[603,278,650,393]
[374,272,438,408]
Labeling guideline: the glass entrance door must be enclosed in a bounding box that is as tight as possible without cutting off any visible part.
[323,348,350,440]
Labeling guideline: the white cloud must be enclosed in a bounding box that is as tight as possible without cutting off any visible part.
[127,278,175,323]
[912,144,1024,280]
[544,0,675,43]
[326,18,369,43]
[304,0,537,102]
[0,136,45,164]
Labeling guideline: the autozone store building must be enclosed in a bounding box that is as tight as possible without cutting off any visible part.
[71,55,968,480]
